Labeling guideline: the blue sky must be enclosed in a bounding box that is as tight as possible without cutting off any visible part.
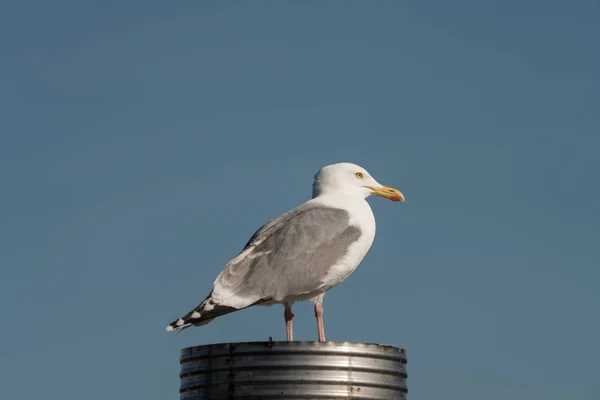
[1,1,599,399]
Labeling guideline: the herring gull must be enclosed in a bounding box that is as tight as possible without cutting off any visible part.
[165,162,404,341]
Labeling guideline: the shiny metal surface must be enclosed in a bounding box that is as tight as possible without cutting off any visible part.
[180,341,407,399]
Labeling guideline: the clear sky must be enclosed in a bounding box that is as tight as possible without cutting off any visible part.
[1,1,599,399]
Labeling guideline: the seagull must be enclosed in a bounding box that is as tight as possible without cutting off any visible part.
[166,162,404,342]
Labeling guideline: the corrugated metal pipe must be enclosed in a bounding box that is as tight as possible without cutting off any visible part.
[179,340,408,399]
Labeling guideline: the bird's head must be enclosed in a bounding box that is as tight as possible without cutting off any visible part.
[312,162,405,202]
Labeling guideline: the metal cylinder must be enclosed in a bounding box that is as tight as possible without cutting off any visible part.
[179,340,408,399]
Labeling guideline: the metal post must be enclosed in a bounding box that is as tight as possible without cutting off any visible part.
[179,340,408,399]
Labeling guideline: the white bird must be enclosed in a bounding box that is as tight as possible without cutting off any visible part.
[166,162,404,342]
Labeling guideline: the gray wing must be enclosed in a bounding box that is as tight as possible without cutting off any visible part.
[211,203,362,307]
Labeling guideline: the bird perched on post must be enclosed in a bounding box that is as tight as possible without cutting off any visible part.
[166,162,404,342]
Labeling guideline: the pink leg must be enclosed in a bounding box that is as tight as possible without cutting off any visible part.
[285,303,295,342]
[314,296,326,342]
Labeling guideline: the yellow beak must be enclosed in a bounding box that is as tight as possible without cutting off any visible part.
[367,185,405,202]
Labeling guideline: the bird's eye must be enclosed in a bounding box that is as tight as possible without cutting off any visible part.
[354,172,364,179]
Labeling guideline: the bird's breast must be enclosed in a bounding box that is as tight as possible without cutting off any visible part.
[319,199,376,289]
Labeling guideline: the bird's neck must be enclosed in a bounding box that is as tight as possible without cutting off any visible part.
[312,187,368,200]
[311,193,371,211]
[312,193,376,239]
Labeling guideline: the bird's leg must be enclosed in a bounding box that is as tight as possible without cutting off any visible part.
[284,303,295,342]
[314,296,326,342]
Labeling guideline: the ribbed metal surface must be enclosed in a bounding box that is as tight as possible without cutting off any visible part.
[180,341,407,399]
